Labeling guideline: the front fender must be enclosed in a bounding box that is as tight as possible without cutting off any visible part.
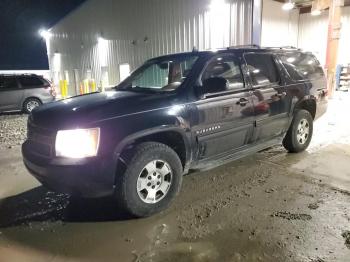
[112,125,193,171]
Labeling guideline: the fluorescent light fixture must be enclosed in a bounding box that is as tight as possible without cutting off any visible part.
[209,0,225,10]
[55,128,100,158]
[39,29,52,39]
[97,37,108,67]
[282,2,294,11]
[98,36,107,44]
[311,9,321,16]
[287,57,296,63]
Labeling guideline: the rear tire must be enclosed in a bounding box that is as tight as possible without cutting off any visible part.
[23,98,42,113]
[283,109,313,153]
[115,142,183,217]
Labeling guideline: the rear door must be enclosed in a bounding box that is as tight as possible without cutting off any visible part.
[0,76,23,111]
[18,75,47,96]
[243,53,290,142]
[192,54,255,160]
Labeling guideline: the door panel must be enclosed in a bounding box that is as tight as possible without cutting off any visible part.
[191,54,255,160]
[251,85,290,140]
[0,76,23,111]
[243,53,291,142]
[193,92,255,159]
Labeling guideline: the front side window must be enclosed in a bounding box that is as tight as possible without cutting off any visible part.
[244,53,280,86]
[118,55,198,92]
[0,76,18,90]
[201,56,244,91]
[278,52,325,81]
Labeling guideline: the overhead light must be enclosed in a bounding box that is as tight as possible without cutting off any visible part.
[311,0,322,16]
[282,1,294,11]
[98,36,107,43]
[39,29,52,39]
[209,0,225,10]
[287,57,296,63]
[311,9,321,16]
[97,36,108,67]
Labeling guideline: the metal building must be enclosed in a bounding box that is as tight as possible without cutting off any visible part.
[45,0,260,96]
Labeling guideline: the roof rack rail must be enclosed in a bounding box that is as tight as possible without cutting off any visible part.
[264,46,300,50]
[0,73,38,76]
[227,44,260,49]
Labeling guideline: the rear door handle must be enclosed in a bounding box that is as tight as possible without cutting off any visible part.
[236,97,249,106]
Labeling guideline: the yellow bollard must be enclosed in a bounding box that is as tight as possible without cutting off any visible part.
[90,80,96,92]
[59,80,65,98]
[63,80,68,98]
[83,80,89,94]
[80,83,84,95]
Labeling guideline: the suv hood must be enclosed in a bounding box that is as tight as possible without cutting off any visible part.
[31,90,178,130]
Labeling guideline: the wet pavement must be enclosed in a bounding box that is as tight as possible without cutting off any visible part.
[0,92,350,262]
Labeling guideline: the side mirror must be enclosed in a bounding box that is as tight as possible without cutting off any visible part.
[202,77,228,96]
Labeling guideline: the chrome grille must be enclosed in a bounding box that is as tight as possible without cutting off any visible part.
[27,119,55,157]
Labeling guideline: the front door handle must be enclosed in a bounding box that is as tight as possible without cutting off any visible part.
[236,97,249,106]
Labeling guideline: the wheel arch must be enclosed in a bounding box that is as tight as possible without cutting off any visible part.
[113,127,192,178]
[293,97,316,119]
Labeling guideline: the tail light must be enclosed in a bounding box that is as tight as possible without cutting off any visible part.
[50,85,57,97]
[323,89,328,97]
[45,84,56,97]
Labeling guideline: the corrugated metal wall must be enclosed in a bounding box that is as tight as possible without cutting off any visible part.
[261,0,299,47]
[298,6,350,66]
[298,10,328,65]
[47,0,254,95]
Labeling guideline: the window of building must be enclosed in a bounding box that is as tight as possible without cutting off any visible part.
[119,63,130,82]
[244,53,280,86]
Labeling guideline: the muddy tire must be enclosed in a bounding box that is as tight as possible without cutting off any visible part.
[23,98,42,113]
[283,109,313,153]
[115,142,183,217]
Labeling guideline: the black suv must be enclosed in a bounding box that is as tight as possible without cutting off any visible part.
[22,46,328,217]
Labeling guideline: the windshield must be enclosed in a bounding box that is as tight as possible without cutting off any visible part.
[117,55,199,92]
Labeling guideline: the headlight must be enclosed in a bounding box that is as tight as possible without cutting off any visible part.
[55,128,100,158]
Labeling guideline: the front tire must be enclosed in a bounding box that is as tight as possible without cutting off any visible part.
[115,142,183,217]
[283,109,313,153]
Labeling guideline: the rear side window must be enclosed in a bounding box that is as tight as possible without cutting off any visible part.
[278,52,325,81]
[0,76,18,90]
[19,76,44,87]
[244,53,280,86]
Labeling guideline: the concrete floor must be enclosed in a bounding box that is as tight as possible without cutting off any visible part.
[0,92,350,262]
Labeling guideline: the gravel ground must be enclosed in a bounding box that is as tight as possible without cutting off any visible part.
[0,114,28,149]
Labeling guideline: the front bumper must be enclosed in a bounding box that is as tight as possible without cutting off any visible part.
[22,141,116,198]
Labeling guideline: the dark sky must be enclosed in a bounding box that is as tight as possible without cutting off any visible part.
[0,0,86,70]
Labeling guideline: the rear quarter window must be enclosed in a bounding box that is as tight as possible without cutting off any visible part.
[244,53,280,86]
[19,76,44,87]
[278,52,325,81]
